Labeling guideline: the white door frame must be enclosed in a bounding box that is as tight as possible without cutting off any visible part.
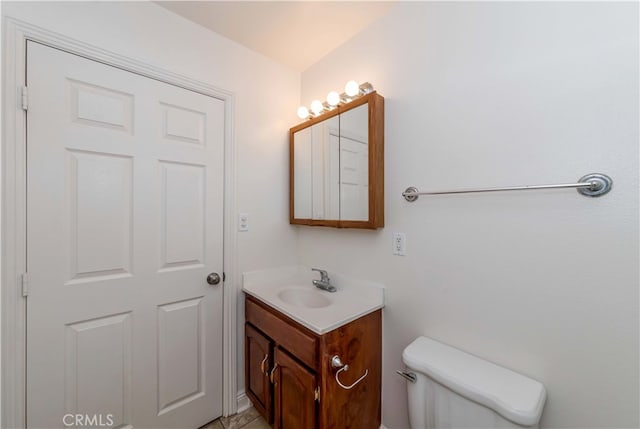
[1,17,238,428]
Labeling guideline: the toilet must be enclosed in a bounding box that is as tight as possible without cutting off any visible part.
[401,337,546,428]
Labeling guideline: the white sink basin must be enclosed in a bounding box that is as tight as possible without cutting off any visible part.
[243,266,385,334]
[277,287,332,309]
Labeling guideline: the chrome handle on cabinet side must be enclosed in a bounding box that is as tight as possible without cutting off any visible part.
[260,354,269,374]
[269,363,278,384]
[331,355,347,370]
[396,370,417,383]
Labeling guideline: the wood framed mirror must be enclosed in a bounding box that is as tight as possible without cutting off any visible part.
[289,91,384,229]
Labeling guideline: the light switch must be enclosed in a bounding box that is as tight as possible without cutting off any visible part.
[239,213,249,232]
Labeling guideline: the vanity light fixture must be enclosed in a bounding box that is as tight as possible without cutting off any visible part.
[296,81,375,120]
[326,91,340,107]
[359,82,374,95]
[310,100,324,116]
[344,80,359,97]
[297,106,310,119]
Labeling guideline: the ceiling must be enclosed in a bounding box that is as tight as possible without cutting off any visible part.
[155,1,396,71]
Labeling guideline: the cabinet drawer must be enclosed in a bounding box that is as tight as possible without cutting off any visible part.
[246,297,317,368]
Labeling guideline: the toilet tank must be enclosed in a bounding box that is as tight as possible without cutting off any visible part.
[402,337,546,429]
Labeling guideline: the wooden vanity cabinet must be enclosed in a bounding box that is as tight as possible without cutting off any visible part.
[244,294,381,429]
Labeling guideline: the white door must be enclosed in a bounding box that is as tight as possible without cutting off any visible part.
[26,41,225,429]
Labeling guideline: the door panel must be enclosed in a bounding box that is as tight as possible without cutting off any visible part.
[273,348,317,429]
[69,78,134,133]
[67,150,133,282]
[161,102,206,145]
[339,137,369,221]
[245,324,273,421]
[157,297,205,415]
[26,41,224,428]
[159,161,206,271]
[64,312,133,428]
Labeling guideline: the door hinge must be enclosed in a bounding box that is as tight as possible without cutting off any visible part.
[21,86,28,111]
[21,272,29,297]
[223,272,226,282]
[314,386,320,402]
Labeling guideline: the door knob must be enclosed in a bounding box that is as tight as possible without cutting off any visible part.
[206,272,221,285]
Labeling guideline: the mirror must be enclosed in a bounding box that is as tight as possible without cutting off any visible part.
[290,92,384,229]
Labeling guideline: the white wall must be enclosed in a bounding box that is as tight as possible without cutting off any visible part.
[299,2,639,428]
[1,0,299,412]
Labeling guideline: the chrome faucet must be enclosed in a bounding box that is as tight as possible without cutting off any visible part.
[311,268,336,292]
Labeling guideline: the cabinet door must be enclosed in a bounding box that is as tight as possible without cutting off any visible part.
[273,348,317,429]
[245,323,273,421]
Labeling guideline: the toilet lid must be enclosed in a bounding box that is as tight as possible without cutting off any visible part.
[402,336,546,426]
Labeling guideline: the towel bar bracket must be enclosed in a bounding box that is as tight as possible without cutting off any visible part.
[576,173,612,197]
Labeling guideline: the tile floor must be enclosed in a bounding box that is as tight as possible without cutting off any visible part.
[200,407,270,429]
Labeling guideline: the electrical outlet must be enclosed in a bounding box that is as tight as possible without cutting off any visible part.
[238,213,249,231]
[393,232,407,256]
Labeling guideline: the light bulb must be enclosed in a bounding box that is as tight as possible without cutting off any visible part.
[345,80,359,97]
[310,100,324,115]
[297,106,309,119]
[326,91,340,107]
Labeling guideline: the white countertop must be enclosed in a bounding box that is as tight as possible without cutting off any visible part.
[242,266,385,335]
